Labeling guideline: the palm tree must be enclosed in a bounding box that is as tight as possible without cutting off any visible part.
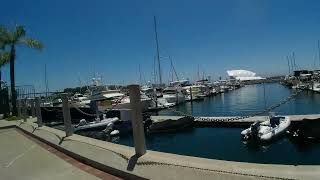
[0,39,10,90]
[0,52,10,90]
[0,25,43,115]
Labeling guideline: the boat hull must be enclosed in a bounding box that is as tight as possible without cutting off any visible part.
[148,116,194,133]
[241,116,291,141]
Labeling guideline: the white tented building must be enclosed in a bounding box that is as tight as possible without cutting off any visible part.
[227,70,265,81]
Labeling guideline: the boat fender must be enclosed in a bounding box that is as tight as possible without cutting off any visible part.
[110,130,120,136]
[77,119,87,127]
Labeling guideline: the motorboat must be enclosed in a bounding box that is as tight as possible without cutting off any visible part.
[162,87,186,105]
[90,90,151,112]
[309,82,320,93]
[182,85,205,101]
[104,120,133,136]
[241,116,291,141]
[73,93,91,107]
[73,117,119,132]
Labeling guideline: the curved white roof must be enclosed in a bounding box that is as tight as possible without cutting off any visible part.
[227,70,256,77]
[227,70,264,81]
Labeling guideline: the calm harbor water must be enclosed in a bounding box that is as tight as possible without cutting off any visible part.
[84,83,320,165]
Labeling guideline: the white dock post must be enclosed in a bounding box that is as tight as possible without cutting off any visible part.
[35,97,43,127]
[129,85,146,156]
[61,93,73,137]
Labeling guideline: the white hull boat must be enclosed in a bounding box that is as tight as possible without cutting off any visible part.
[241,116,291,141]
[74,117,119,132]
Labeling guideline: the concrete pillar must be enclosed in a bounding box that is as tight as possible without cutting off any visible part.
[61,93,73,137]
[35,97,43,127]
[22,98,27,122]
[17,99,22,118]
[153,88,158,108]
[31,99,36,118]
[129,85,146,156]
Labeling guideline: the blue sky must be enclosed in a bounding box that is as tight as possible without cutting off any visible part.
[1,0,320,91]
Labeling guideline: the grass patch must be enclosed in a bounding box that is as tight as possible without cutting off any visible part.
[5,116,21,121]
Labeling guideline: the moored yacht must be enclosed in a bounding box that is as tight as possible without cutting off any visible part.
[90,89,151,112]
[309,82,320,93]
[72,93,91,107]
[162,86,186,105]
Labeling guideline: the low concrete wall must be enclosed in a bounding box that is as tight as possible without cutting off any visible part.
[3,119,320,180]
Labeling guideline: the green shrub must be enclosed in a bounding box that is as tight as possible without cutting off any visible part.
[5,116,20,121]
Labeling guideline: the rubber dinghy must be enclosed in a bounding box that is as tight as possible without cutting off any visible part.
[241,116,291,141]
[74,117,119,132]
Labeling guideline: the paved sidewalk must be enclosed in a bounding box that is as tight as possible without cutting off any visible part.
[0,128,116,180]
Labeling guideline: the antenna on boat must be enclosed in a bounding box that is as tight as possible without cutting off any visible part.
[154,16,162,86]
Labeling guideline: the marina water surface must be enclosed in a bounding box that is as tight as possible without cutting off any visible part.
[84,83,320,165]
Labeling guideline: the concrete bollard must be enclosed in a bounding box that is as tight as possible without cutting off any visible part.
[31,99,36,118]
[129,85,146,156]
[35,97,43,127]
[61,93,73,137]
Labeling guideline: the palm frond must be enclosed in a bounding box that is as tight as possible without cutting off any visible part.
[14,25,26,40]
[0,51,10,67]
[0,25,13,44]
[0,40,4,50]
[19,38,44,50]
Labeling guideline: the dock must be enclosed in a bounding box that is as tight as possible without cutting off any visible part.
[152,114,320,128]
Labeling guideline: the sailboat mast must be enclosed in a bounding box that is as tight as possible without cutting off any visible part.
[197,64,200,80]
[153,56,157,85]
[286,56,291,74]
[44,64,49,97]
[292,52,296,70]
[318,40,320,68]
[154,16,162,85]
[169,56,179,81]
[139,64,142,85]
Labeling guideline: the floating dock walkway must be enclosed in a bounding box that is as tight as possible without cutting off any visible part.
[152,114,320,128]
